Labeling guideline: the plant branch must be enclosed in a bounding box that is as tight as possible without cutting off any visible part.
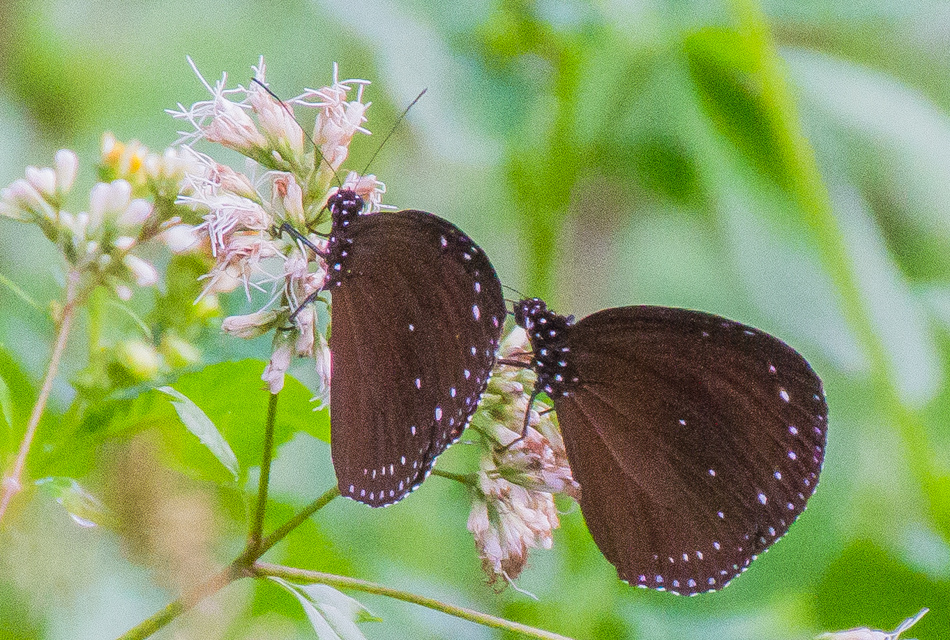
[115,484,340,639]
[252,485,340,559]
[114,565,241,640]
[254,563,576,640]
[248,391,280,549]
[0,269,81,524]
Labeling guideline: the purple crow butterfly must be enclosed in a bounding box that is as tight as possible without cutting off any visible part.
[321,189,505,507]
[509,298,827,594]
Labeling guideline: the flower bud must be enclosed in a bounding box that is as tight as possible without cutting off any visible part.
[89,180,132,231]
[250,86,304,157]
[25,166,56,199]
[262,333,293,394]
[54,149,79,195]
[116,340,161,381]
[272,173,306,226]
[161,224,200,254]
[204,97,267,154]
[313,334,332,408]
[160,333,202,368]
[124,254,159,287]
[221,310,281,339]
[117,199,153,229]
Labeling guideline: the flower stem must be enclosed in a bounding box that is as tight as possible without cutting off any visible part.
[0,270,81,524]
[432,468,476,487]
[253,563,576,640]
[249,391,280,549]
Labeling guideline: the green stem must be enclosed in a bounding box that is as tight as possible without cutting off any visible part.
[249,392,280,549]
[116,485,339,640]
[431,468,476,486]
[252,485,340,559]
[727,0,941,521]
[254,563,576,640]
[0,269,81,524]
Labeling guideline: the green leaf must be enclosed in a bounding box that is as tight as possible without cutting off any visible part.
[37,359,329,486]
[158,386,240,480]
[816,540,948,638]
[683,26,791,190]
[269,577,380,640]
[35,476,116,529]
[0,343,39,463]
[168,359,330,457]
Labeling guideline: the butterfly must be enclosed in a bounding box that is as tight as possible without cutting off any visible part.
[509,297,827,594]
[320,189,506,507]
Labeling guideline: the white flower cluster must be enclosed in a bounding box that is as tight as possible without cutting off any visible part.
[467,327,579,587]
[169,57,383,398]
[0,140,196,302]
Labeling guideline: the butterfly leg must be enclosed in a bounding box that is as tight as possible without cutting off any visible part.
[501,387,542,452]
[276,222,327,257]
[289,291,326,323]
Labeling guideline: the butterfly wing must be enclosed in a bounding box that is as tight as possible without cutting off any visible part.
[330,210,505,507]
[553,306,827,593]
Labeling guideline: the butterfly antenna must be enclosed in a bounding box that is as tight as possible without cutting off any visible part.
[251,77,343,188]
[502,283,527,298]
[358,88,427,177]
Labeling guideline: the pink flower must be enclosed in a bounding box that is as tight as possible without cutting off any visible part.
[248,78,304,158]
[262,333,294,394]
[168,58,267,155]
[272,173,306,226]
[468,467,560,587]
[312,334,331,408]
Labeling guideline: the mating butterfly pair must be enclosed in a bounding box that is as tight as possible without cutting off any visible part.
[317,188,827,595]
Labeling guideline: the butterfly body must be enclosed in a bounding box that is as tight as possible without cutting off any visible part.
[514,298,827,594]
[325,190,506,507]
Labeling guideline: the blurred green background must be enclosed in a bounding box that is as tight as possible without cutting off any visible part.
[2,0,950,638]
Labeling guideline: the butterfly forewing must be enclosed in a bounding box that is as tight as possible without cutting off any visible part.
[551,306,827,594]
[331,210,505,506]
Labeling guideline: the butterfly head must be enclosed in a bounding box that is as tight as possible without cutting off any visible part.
[328,188,364,231]
[514,298,549,332]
